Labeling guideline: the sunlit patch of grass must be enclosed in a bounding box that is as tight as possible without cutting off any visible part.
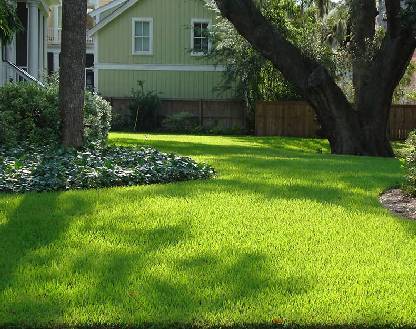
[1,133,414,327]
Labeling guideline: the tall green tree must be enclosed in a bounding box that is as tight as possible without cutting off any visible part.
[0,0,21,44]
[59,0,87,148]
[214,0,416,156]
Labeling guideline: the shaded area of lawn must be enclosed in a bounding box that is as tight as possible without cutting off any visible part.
[1,134,415,327]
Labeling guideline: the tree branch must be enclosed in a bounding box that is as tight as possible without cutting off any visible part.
[385,0,401,37]
[214,0,364,152]
[214,0,318,91]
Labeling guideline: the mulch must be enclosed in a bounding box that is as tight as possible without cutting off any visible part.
[380,188,416,220]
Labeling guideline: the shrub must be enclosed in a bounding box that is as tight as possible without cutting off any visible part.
[403,130,416,195]
[0,145,215,193]
[129,81,161,132]
[161,112,199,133]
[0,82,112,148]
[0,82,60,147]
[84,91,112,146]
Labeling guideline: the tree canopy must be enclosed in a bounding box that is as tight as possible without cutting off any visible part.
[0,0,21,44]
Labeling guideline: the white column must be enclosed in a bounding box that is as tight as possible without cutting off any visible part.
[53,52,59,72]
[39,13,44,80]
[4,36,16,83]
[53,6,59,41]
[44,16,48,71]
[27,1,39,78]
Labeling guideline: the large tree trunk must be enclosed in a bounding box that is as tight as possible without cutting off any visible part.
[214,0,416,157]
[59,0,87,148]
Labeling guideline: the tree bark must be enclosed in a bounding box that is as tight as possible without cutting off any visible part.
[214,0,416,157]
[350,0,377,104]
[59,0,87,148]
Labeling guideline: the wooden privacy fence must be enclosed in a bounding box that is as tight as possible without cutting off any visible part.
[160,99,245,129]
[256,101,416,140]
[108,97,246,130]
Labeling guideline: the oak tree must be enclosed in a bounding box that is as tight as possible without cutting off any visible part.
[214,0,416,156]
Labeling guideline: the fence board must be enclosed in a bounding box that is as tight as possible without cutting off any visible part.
[256,101,416,140]
[109,97,247,131]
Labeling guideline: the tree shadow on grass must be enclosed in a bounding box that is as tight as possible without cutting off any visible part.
[0,194,311,326]
[0,134,408,326]
[0,192,95,322]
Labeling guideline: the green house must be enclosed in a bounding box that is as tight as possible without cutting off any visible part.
[88,0,235,101]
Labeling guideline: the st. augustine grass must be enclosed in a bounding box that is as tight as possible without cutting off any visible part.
[1,133,415,327]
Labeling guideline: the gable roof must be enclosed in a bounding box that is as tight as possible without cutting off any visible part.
[88,0,138,36]
[89,0,127,17]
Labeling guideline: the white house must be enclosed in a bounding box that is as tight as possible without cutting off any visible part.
[0,0,58,86]
[46,0,112,89]
[0,0,110,88]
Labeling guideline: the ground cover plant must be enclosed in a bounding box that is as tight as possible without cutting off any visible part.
[0,144,214,193]
[1,134,415,327]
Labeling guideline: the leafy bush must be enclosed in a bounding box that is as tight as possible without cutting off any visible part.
[0,82,111,148]
[84,91,112,145]
[0,145,215,193]
[161,112,199,133]
[129,81,161,132]
[403,131,416,195]
[0,82,60,147]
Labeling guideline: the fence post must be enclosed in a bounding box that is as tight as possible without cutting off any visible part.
[199,99,204,127]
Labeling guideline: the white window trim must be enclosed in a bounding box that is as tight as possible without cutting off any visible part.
[132,17,153,56]
[191,18,212,57]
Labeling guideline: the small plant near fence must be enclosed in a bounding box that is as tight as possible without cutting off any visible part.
[161,112,200,133]
[404,130,416,196]
[129,81,161,132]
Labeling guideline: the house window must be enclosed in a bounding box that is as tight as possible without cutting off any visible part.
[191,19,211,56]
[132,18,153,55]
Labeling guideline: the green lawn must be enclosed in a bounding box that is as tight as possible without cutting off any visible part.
[1,133,415,327]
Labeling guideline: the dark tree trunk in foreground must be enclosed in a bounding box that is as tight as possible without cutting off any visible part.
[59,0,87,148]
[215,0,416,156]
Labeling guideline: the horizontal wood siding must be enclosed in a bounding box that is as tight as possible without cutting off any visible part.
[98,69,234,99]
[98,0,216,65]
[256,101,416,141]
[96,0,232,99]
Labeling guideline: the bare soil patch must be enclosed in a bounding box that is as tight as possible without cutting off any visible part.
[380,188,416,220]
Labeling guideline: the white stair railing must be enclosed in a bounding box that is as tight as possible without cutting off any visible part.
[4,60,45,87]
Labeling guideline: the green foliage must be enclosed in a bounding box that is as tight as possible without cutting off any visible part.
[210,0,342,125]
[0,83,60,147]
[211,5,303,107]
[394,62,416,104]
[0,82,111,148]
[0,0,21,44]
[408,90,416,103]
[129,81,161,132]
[161,112,199,133]
[210,0,415,107]
[161,112,245,135]
[84,92,112,145]
[0,144,215,193]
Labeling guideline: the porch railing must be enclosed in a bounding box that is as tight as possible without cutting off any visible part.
[48,28,94,45]
[3,60,45,87]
